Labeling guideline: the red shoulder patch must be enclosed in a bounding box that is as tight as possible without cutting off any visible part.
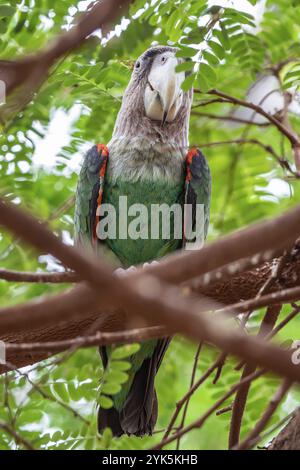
[93,144,109,244]
[97,144,109,157]
[185,147,199,182]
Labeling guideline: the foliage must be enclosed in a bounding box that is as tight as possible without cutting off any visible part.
[0,0,300,450]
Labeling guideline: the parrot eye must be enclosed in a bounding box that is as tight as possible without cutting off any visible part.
[135,61,141,69]
[161,56,166,63]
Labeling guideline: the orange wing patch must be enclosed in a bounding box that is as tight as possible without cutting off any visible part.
[93,144,109,244]
[185,147,198,182]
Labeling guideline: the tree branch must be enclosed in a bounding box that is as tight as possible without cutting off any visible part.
[191,111,270,127]
[0,269,78,283]
[3,326,166,354]
[194,88,300,172]
[0,421,35,450]
[193,139,297,176]
[205,89,300,148]
[228,253,292,447]
[0,0,132,95]
[163,351,226,442]
[229,304,282,449]
[154,368,266,450]
[268,408,300,450]
[1,200,300,387]
[236,379,291,450]
[0,0,132,124]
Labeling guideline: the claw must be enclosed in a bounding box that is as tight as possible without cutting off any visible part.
[114,266,137,277]
[114,261,159,277]
[143,260,159,269]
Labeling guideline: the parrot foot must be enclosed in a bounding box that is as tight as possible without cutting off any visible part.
[114,265,137,277]
[142,260,159,269]
[114,261,159,277]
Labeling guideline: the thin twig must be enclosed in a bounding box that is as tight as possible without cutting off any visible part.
[3,326,167,353]
[0,422,35,450]
[162,352,227,441]
[201,89,300,148]
[6,362,90,426]
[191,111,270,127]
[176,343,203,450]
[229,303,283,448]
[235,379,291,450]
[194,88,300,172]
[228,253,289,447]
[193,138,296,175]
[228,251,290,446]
[153,368,266,450]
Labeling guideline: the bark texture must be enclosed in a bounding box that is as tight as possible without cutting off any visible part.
[268,409,300,450]
[2,249,300,369]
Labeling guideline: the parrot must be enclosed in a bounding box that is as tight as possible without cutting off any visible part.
[74,45,211,437]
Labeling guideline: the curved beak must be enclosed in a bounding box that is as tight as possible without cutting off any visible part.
[146,56,185,126]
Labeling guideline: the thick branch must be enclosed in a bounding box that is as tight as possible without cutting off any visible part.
[3,326,166,354]
[229,304,282,448]
[1,253,300,369]
[268,408,300,450]
[0,269,78,283]
[1,200,300,386]
[0,0,132,95]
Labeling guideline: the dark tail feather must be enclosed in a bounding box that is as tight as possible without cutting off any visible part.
[97,339,170,437]
[98,406,124,437]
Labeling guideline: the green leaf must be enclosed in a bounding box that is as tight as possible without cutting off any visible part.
[110,360,131,371]
[105,370,129,385]
[101,382,122,395]
[18,410,43,426]
[197,73,210,93]
[208,40,225,60]
[97,395,113,409]
[0,18,7,33]
[102,427,113,448]
[0,4,15,17]
[53,382,69,402]
[176,61,194,73]
[184,27,207,44]
[111,343,140,359]
[202,51,219,66]
[199,62,217,85]
[219,22,231,50]
[165,9,183,41]
[177,46,197,59]
[181,72,196,92]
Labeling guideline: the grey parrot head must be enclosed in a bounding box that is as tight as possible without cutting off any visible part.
[111,46,193,147]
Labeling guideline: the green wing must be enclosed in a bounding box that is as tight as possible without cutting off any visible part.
[74,144,108,250]
[75,145,211,437]
[184,147,211,246]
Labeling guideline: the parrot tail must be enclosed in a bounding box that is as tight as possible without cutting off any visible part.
[98,339,169,437]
